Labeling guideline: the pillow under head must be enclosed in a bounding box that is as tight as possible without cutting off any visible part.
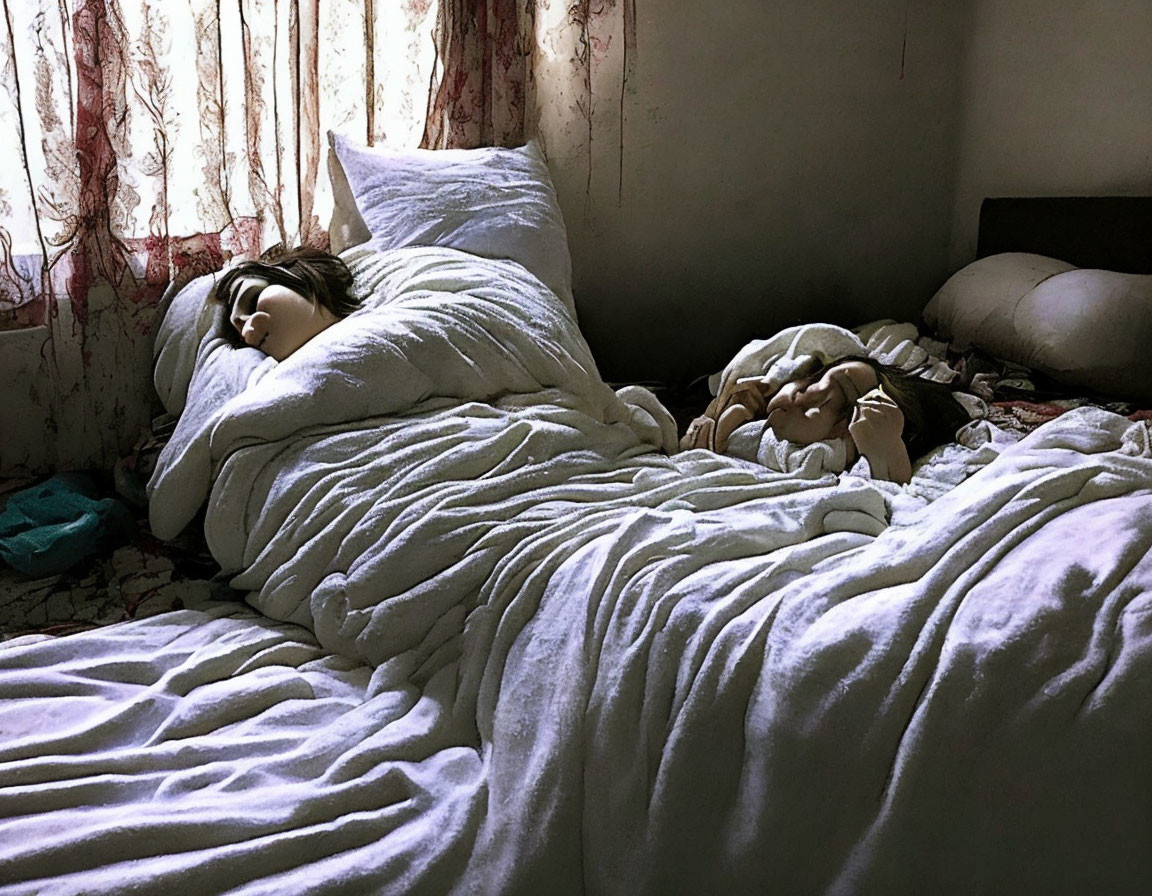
[327,132,574,313]
[153,272,224,417]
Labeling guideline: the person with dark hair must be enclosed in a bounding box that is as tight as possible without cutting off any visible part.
[212,245,360,361]
[681,356,970,484]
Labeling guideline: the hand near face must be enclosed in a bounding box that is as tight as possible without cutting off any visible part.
[714,380,770,452]
[680,378,780,453]
[848,388,912,484]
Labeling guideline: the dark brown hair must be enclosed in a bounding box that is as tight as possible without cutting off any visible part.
[212,245,359,348]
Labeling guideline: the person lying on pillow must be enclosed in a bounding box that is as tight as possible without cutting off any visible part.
[681,358,969,484]
[212,246,360,361]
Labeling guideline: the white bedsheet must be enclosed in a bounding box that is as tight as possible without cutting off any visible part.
[3,246,1152,894]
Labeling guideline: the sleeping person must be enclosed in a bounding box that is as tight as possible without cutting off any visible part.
[212,246,360,361]
[681,357,969,484]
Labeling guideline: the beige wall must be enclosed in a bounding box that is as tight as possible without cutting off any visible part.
[536,0,971,383]
[949,0,1152,269]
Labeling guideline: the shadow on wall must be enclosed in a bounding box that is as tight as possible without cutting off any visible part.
[536,0,973,385]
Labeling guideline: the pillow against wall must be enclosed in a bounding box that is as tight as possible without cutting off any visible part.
[923,252,1152,401]
[328,131,575,312]
[327,139,373,255]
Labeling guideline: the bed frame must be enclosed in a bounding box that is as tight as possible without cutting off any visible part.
[977,196,1152,273]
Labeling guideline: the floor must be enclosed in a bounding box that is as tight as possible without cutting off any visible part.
[0,478,232,641]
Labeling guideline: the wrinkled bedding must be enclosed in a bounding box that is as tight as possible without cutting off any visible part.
[3,245,1152,895]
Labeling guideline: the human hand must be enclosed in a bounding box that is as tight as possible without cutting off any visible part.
[848,387,903,452]
[848,387,912,483]
[680,380,769,453]
[713,379,770,453]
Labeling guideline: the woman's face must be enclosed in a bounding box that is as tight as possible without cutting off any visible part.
[765,360,879,444]
[226,275,339,361]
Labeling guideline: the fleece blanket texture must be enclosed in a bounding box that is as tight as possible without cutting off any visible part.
[2,246,1152,895]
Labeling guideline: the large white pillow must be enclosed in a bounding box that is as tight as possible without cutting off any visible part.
[924,252,1152,401]
[328,132,574,313]
[153,272,224,416]
[153,269,273,419]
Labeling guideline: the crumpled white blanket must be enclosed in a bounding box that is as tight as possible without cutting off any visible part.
[5,406,1151,895]
[146,247,889,669]
[148,244,678,540]
[3,245,1152,895]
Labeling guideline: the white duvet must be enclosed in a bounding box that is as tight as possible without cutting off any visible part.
[2,245,1152,895]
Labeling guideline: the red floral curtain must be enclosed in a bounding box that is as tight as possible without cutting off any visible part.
[0,0,440,326]
[423,0,640,203]
[421,0,533,150]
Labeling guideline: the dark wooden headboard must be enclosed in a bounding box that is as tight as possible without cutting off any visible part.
[977,197,1152,274]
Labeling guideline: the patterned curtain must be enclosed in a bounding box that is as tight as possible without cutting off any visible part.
[0,0,630,475]
[421,0,634,152]
[421,0,636,215]
[1,0,438,320]
[421,0,533,150]
[0,0,436,472]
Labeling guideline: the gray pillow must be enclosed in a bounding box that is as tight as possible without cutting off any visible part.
[924,252,1152,401]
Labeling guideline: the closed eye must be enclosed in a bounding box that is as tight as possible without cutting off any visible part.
[232,283,264,317]
[229,284,267,335]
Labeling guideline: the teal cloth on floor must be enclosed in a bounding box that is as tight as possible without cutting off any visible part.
[0,474,134,577]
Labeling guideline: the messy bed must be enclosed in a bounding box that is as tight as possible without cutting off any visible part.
[2,145,1151,895]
